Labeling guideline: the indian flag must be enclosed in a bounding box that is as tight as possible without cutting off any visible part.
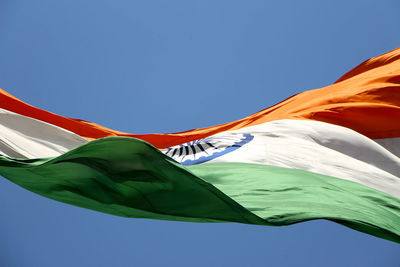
[1,47,400,243]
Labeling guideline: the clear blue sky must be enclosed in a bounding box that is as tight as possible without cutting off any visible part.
[1,1,400,266]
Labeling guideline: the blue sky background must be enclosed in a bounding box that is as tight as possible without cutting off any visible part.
[1,1,400,266]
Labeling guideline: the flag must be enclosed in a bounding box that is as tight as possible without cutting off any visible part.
[1,47,400,243]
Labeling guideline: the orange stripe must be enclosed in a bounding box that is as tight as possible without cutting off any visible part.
[2,47,400,148]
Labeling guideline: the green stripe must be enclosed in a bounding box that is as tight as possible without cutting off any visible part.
[1,137,400,243]
[0,137,263,224]
[189,163,400,243]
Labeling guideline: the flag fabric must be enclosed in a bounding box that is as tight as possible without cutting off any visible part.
[1,48,400,243]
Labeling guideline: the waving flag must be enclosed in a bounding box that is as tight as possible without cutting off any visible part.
[1,47,400,243]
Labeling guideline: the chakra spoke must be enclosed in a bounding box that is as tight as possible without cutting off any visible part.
[161,133,254,166]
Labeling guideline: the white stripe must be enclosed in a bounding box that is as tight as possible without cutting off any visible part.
[375,138,400,158]
[206,120,400,198]
[0,108,88,158]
